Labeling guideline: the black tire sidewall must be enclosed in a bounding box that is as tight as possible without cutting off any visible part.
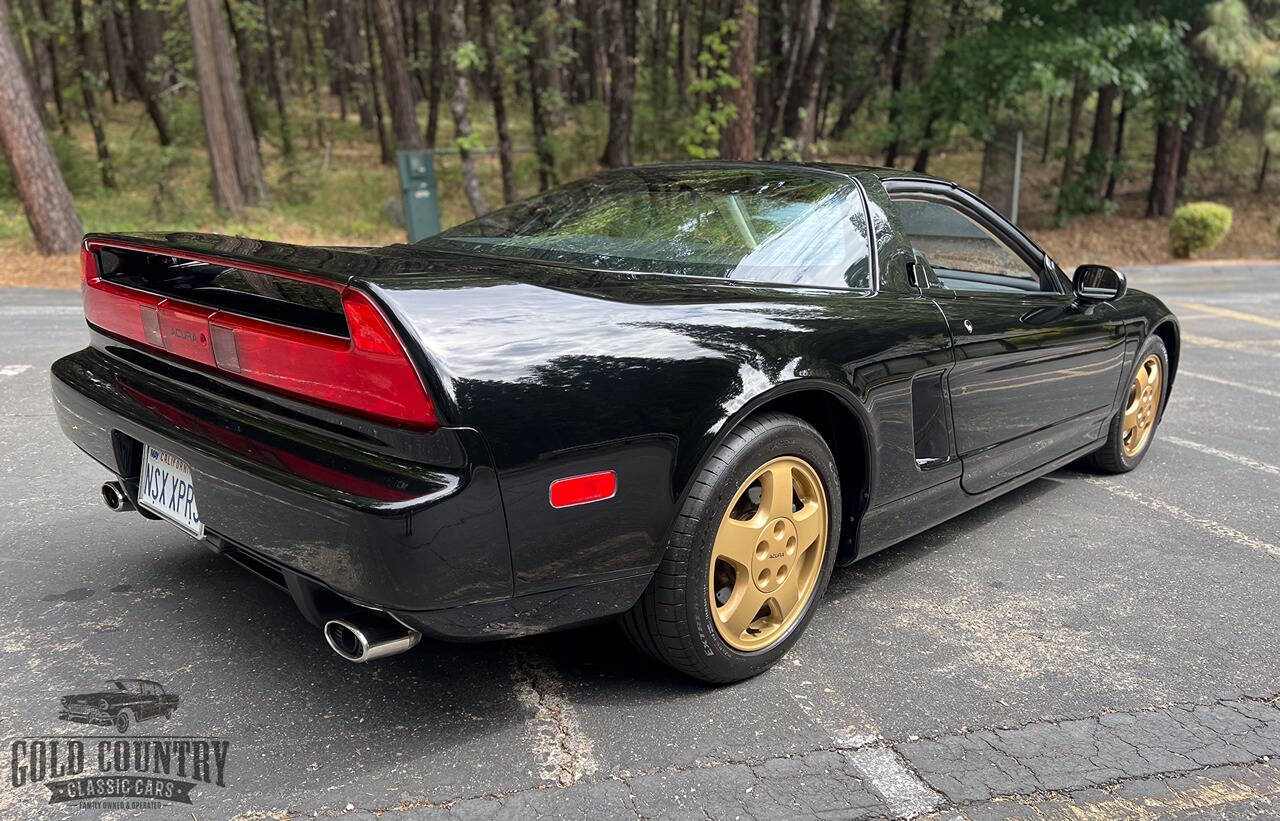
[1108,335,1170,471]
[682,420,841,681]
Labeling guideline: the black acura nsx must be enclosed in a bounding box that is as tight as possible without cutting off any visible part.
[52,162,1178,683]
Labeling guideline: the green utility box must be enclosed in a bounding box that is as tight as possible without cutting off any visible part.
[396,150,442,242]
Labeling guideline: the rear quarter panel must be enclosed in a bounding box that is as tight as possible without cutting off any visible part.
[370,258,953,596]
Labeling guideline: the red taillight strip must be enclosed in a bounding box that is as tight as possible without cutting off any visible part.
[82,241,438,430]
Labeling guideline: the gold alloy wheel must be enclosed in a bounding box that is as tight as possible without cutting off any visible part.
[708,456,828,652]
[1123,354,1163,457]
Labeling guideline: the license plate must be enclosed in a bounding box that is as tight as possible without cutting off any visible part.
[139,445,204,538]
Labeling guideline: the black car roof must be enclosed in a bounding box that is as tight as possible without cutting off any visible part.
[615,160,950,187]
[109,678,160,686]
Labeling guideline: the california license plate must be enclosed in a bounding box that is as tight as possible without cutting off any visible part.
[139,445,204,538]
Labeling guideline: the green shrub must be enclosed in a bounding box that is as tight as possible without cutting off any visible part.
[1169,202,1233,258]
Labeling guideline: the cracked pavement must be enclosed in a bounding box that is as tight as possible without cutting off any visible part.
[1,263,1278,819]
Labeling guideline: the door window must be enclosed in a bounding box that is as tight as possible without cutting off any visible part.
[894,198,1046,293]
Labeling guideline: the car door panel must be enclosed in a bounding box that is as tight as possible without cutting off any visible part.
[887,184,1128,496]
[939,293,1126,493]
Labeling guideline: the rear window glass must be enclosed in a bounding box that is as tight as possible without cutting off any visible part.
[419,168,872,289]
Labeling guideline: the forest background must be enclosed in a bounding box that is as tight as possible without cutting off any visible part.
[2,0,1278,287]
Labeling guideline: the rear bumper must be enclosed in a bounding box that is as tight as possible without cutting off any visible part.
[52,341,514,617]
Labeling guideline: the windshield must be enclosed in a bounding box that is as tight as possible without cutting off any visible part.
[419,167,872,289]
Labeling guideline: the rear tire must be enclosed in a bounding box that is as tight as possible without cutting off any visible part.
[1088,335,1169,473]
[620,412,841,683]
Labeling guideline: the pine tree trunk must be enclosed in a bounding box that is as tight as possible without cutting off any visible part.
[336,0,374,128]
[363,0,394,163]
[447,0,489,217]
[1146,107,1183,218]
[372,0,423,149]
[828,79,871,140]
[1088,83,1117,197]
[300,0,326,145]
[912,116,937,173]
[1201,73,1237,149]
[600,0,635,167]
[1041,96,1056,163]
[882,0,913,167]
[786,0,836,159]
[101,9,128,103]
[591,0,608,101]
[127,0,166,82]
[116,2,172,144]
[534,0,563,124]
[1176,104,1202,190]
[425,0,444,147]
[319,0,350,117]
[816,70,831,136]
[188,0,267,211]
[676,0,691,100]
[1104,95,1127,201]
[522,0,554,189]
[718,0,757,160]
[0,0,83,254]
[780,0,820,143]
[409,0,431,102]
[72,0,115,189]
[1056,73,1086,200]
[764,0,816,157]
[36,0,67,132]
[479,0,516,203]
[1088,84,1117,157]
[262,0,294,157]
[223,0,263,146]
[12,0,52,128]
[578,6,602,101]
[651,0,671,110]
[16,0,53,125]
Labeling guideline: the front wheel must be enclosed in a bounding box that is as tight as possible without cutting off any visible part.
[621,413,841,683]
[1088,335,1170,473]
[113,710,132,734]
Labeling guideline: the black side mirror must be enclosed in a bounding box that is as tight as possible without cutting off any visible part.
[1073,264,1127,302]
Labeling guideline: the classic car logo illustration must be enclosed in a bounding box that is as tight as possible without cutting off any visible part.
[6,680,230,809]
[59,678,179,734]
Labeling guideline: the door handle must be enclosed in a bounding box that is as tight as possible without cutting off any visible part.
[962,319,974,334]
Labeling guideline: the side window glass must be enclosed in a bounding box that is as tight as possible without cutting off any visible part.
[728,189,872,289]
[893,198,1044,293]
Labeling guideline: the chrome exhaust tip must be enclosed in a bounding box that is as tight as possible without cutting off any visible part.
[323,614,421,663]
[100,481,134,512]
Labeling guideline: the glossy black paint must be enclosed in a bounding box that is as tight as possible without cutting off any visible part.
[51,163,1179,640]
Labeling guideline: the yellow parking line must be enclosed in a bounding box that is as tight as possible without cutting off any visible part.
[1183,334,1280,357]
[1010,766,1280,819]
[1177,302,1280,329]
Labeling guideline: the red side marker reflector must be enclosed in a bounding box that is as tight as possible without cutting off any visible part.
[549,471,617,509]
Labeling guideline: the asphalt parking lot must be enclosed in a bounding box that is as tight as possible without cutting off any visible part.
[1,263,1278,819]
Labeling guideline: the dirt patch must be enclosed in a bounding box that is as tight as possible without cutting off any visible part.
[1031,193,1280,271]
[1,246,80,289]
